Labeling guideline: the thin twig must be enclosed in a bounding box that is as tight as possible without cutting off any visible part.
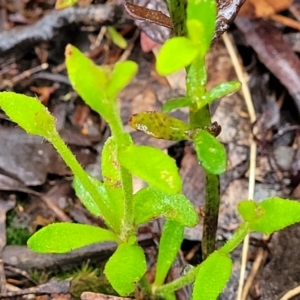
[241,247,264,300]
[222,32,257,300]
[280,285,300,300]
[270,14,300,31]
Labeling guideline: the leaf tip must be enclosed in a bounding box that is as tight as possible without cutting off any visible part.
[65,44,73,58]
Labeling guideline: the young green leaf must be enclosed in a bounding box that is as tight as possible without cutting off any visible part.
[186,19,205,45]
[0,92,57,139]
[28,223,119,253]
[156,37,199,75]
[65,44,114,122]
[199,81,241,109]
[193,129,227,175]
[101,136,124,232]
[119,145,182,194]
[186,0,216,56]
[73,175,104,217]
[55,0,77,9]
[154,220,184,286]
[193,251,232,300]
[162,97,193,113]
[104,243,147,295]
[238,198,300,234]
[236,200,258,223]
[106,61,138,97]
[130,111,190,141]
[73,174,121,232]
[133,187,198,226]
[107,26,128,49]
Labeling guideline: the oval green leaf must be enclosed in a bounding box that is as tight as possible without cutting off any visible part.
[200,81,241,109]
[107,26,127,49]
[119,145,182,194]
[106,60,138,97]
[104,243,147,295]
[0,92,57,139]
[73,174,120,231]
[187,0,216,56]
[237,200,259,223]
[65,44,114,122]
[187,19,205,45]
[193,251,232,300]
[162,97,193,113]
[73,175,103,217]
[154,220,184,286]
[28,223,118,253]
[156,37,199,75]
[130,111,190,141]
[193,129,227,175]
[133,187,198,226]
[239,198,300,234]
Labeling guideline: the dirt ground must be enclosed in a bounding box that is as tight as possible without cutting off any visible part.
[1,0,300,299]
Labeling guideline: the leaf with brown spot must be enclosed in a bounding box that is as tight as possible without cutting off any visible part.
[130,111,190,141]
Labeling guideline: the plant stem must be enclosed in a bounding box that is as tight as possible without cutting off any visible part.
[187,57,221,259]
[139,275,152,296]
[219,222,250,255]
[155,264,199,296]
[165,0,186,36]
[108,105,134,238]
[202,172,220,258]
[49,132,117,229]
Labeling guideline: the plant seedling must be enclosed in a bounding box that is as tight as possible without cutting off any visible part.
[0,0,300,299]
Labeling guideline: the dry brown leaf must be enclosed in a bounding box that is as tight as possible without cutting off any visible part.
[238,0,292,18]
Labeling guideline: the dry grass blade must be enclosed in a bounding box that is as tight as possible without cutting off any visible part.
[222,32,257,300]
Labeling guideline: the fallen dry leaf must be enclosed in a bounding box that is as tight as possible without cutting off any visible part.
[239,0,292,18]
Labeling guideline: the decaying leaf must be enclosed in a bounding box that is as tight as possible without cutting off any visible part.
[238,0,292,18]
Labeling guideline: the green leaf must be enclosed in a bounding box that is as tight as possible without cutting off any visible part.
[156,37,199,75]
[73,174,121,232]
[130,112,190,140]
[55,0,77,9]
[187,0,216,57]
[0,92,57,139]
[186,19,205,45]
[237,200,258,223]
[73,175,103,217]
[119,145,182,194]
[154,220,184,286]
[65,44,113,122]
[193,251,232,300]
[101,137,124,232]
[107,26,127,49]
[193,129,227,175]
[28,223,119,253]
[162,97,193,113]
[133,187,198,226]
[238,198,300,234]
[104,243,147,295]
[106,61,138,97]
[200,81,241,109]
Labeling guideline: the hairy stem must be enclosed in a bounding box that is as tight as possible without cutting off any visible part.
[108,104,134,238]
[187,58,220,259]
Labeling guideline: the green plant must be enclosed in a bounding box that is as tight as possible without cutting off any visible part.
[1,0,300,299]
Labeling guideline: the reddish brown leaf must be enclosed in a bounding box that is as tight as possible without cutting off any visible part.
[124,1,172,29]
